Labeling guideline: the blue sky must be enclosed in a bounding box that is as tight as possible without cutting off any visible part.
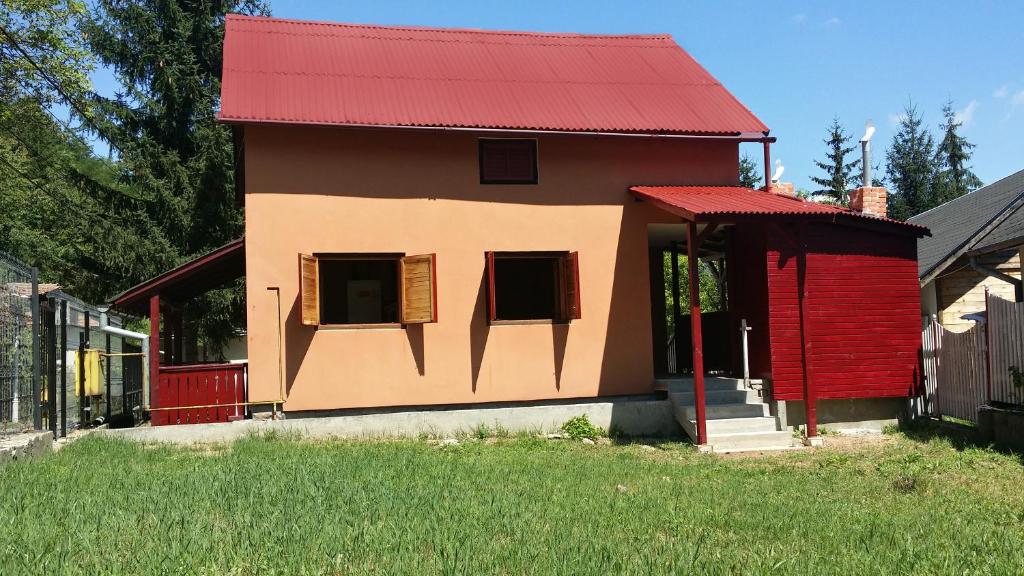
[90,0,1024,192]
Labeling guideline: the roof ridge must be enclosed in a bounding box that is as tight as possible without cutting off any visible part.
[226,13,673,41]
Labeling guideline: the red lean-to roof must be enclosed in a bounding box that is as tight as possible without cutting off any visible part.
[218,15,768,135]
[629,186,929,235]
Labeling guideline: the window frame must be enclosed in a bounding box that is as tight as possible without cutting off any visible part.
[314,253,404,329]
[478,138,539,185]
[486,250,580,325]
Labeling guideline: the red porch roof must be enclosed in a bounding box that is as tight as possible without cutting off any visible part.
[110,239,245,315]
[630,186,929,235]
[219,15,768,136]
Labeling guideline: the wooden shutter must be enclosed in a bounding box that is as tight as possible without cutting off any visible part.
[560,251,581,321]
[299,254,319,326]
[486,251,497,322]
[401,254,437,324]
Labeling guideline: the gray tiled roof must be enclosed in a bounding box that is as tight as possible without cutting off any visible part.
[908,169,1024,279]
[973,202,1024,254]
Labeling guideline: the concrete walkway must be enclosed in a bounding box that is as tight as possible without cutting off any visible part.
[98,397,678,444]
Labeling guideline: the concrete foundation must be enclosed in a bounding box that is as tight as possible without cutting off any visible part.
[98,397,679,444]
[0,432,53,467]
[977,404,1024,453]
[774,397,906,432]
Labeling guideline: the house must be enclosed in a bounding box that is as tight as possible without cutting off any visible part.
[110,15,928,449]
[911,169,1024,331]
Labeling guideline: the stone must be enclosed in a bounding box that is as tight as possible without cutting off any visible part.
[581,438,595,445]
[546,433,563,440]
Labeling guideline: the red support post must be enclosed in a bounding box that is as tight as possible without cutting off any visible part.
[149,294,160,417]
[762,140,771,190]
[687,221,707,445]
[796,226,817,438]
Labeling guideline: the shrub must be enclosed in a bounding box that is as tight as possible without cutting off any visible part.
[561,415,605,441]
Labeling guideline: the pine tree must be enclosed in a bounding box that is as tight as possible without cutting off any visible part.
[885,104,938,220]
[738,154,761,188]
[81,0,268,354]
[810,117,860,205]
[0,1,174,302]
[934,100,983,204]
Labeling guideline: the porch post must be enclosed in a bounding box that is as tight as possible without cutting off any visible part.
[796,225,818,438]
[162,305,173,366]
[173,310,184,365]
[670,245,682,372]
[687,221,708,445]
[149,294,160,395]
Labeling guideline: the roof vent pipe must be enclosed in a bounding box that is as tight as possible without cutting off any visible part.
[860,121,875,187]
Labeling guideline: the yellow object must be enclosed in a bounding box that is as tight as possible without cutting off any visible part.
[74,349,104,397]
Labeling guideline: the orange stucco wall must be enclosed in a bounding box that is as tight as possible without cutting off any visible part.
[243,125,739,411]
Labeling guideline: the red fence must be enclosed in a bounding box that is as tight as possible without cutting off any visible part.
[151,363,246,426]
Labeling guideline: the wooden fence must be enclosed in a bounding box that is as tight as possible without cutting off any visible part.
[988,293,1024,406]
[151,363,246,426]
[923,292,1024,423]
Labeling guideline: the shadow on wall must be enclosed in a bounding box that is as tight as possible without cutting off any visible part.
[598,204,656,411]
[406,324,425,376]
[469,266,490,393]
[283,293,314,396]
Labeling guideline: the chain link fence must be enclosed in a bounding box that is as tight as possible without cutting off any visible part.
[2,250,144,437]
[0,251,40,433]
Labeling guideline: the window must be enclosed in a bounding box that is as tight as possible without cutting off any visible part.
[299,253,437,326]
[479,139,538,184]
[486,251,580,323]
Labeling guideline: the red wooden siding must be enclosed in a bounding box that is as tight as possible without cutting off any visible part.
[726,224,772,379]
[767,223,921,401]
[151,363,247,426]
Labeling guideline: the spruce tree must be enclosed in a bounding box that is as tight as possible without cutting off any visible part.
[810,117,860,205]
[885,104,938,220]
[81,0,268,354]
[934,100,983,204]
[738,154,761,188]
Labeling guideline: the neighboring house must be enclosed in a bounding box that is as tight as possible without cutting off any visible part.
[910,169,1024,332]
[111,15,927,448]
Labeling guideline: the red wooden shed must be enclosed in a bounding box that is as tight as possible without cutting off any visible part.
[631,185,928,442]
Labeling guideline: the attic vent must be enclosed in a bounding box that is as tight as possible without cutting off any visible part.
[479,139,538,184]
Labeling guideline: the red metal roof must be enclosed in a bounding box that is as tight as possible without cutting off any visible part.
[630,186,928,234]
[219,15,768,136]
[110,239,245,315]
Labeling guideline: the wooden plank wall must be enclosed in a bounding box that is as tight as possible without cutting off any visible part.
[936,250,1020,333]
[767,223,921,401]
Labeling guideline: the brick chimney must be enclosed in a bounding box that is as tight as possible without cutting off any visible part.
[850,186,888,218]
[762,182,796,196]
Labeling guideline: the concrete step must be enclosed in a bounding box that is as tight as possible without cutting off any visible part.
[669,389,761,406]
[682,402,770,420]
[657,377,749,393]
[703,416,780,435]
[706,430,797,451]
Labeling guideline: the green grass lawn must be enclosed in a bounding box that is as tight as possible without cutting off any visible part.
[2,425,1023,575]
